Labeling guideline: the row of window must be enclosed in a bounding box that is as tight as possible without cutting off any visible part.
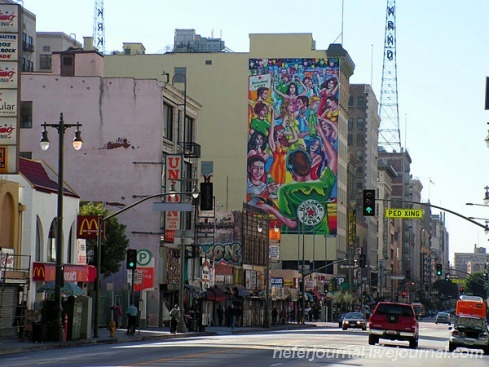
[348,117,364,130]
[348,95,365,107]
[163,102,195,146]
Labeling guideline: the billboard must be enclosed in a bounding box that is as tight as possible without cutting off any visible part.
[247,58,339,235]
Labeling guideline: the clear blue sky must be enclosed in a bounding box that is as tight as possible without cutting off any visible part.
[24,0,489,262]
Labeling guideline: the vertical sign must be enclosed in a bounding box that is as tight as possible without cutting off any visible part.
[0,3,21,173]
[164,155,182,242]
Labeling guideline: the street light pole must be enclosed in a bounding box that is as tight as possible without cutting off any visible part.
[40,113,82,342]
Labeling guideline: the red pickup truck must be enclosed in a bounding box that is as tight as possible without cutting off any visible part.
[368,302,419,348]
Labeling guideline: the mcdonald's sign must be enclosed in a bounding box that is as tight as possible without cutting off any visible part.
[77,215,103,239]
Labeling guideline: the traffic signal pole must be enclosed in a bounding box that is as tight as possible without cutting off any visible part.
[375,198,488,230]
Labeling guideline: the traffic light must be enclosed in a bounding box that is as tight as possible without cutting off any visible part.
[362,189,376,216]
[200,182,213,211]
[459,287,464,295]
[126,249,137,270]
[445,273,450,282]
[436,263,442,276]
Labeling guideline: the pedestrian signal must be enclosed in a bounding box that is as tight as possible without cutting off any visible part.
[362,189,376,216]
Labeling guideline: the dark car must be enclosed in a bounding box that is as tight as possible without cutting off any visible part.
[435,312,451,325]
[368,302,419,348]
[342,312,367,330]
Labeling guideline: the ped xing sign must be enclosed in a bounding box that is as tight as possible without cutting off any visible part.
[384,208,423,219]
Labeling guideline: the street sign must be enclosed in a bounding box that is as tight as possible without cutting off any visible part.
[341,265,355,269]
[390,275,405,280]
[384,208,423,219]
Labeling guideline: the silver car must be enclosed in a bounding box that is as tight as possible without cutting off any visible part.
[435,312,451,324]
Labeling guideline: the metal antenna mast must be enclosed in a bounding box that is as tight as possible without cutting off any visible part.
[93,0,105,54]
[379,0,401,152]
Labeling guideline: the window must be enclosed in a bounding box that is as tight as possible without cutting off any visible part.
[184,115,194,145]
[348,134,353,146]
[356,133,364,145]
[61,54,74,76]
[163,103,174,141]
[205,60,212,65]
[39,54,52,70]
[42,45,51,52]
[348,96,354,106]
[357,96,365,107]
[348,118,353,130]
[357,118,364,130]
[20,101,32,128]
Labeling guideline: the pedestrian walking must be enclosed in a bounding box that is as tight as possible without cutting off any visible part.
[169,304,180,334]
[230,304,237,329]
[126,303,138,335]
[217,305,224,327]
[271,308,278,325]
[111,303,122,328]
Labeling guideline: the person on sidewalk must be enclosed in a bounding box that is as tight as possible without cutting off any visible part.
[169,304,180,334]
[271,308,278,325]
[126,303,138,335]
[111,303,122,328]
[229,304,237,329]
[217,305,224,327]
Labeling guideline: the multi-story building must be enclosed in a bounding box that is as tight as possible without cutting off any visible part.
[18,44,201,327]
[454,245,489,278]
[347,84,380,297]
[104,34,356,284]
[36,32,82,71]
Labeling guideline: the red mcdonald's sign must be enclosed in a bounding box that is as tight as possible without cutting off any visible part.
[77,215,103,239]
[32,262,96,282]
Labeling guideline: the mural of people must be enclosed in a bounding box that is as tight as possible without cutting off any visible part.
[247,58,339,236]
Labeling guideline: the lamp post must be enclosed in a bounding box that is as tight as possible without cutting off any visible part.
[92,186,198,337]
[40,113,83,342]
[175,184,199,333]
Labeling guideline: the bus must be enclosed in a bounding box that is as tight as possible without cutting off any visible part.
[411,303,425,319]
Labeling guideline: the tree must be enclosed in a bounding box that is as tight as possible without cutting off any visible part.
[79,202,130,277]
[465,272,488,299]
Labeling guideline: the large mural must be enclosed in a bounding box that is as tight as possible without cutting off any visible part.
[247,58,339,236]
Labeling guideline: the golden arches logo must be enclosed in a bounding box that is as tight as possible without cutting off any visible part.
[32,265,45,280]
[77,216,100,239]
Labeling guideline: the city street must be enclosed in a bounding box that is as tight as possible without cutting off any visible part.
[1,322,487,367]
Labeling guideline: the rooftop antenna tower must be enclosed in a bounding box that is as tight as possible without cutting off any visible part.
[93,0,105,54]
[378,0,401,152]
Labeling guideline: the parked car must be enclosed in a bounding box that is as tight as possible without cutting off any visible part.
[368,302,419,349]
[435,312,451,325]
[449,315,489,354]
[341,312,367,330]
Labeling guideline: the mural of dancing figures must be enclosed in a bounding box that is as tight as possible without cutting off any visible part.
[247,58,339,236]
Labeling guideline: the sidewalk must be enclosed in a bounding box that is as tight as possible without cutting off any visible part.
[0,322,325,356]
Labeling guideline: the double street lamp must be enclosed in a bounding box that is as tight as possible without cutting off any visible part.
[40,113,83,342]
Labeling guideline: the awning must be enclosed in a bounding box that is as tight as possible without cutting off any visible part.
[32,262,96,282]
[185,284,206,299]
[205,287,227,302]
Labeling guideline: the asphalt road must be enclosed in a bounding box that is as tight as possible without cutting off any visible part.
[1,322,487,367]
